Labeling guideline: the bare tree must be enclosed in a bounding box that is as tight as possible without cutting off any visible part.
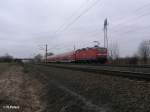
[109,43,120,60]
[138,40,150,64]
[128,54,139,65]
[47,52,54,56]
[34,54,43,62]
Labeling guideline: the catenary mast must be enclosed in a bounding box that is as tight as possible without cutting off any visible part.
[104,18,108,49]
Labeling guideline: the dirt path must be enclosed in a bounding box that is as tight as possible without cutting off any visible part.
[0,65,46,112]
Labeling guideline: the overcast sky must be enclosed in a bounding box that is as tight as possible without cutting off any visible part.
[0,0,150,58]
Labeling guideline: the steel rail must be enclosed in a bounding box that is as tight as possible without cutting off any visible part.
[38,64,150,81]
[48,63,150,68]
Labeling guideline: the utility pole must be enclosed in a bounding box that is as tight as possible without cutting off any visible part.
[104,18,108,49]
[45,44,48,64]
[38,44,49,63]
[74,45,76,62]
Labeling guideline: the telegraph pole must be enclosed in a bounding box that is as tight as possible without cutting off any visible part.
[74,45,76,62]
[104,18,108,49]
[45,44,48,64]
[38,44,49,63]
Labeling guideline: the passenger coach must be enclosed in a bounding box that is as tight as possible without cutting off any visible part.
[47,46,108,64]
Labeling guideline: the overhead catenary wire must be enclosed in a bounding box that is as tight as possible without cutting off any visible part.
[54,0,102,36]
[48,1,150,54]
[48,0,102,52]
[134,2,150,12]
[111,11,150,32]
[51,1,150,39]
[110,13,150,36]
[57,1,150,46]
[103,2,150,40]
[54,0,91,35]
[110,2,150,30]
[86,2,150,38]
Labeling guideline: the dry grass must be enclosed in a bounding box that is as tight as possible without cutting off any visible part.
[0,64,46,112]
[0,63,12,74]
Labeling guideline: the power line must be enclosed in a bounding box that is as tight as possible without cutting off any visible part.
[54,0,101,36]
[47,0,102,52]
[54,0,90,35]
[56,1,150,45]
[134,2,150,12]
[49,1,150,53]
[83,2,150,39]
[110,13,150,35]
[110,2,150,29]
[112,11,150,31]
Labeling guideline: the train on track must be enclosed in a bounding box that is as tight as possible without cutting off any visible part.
[47,46,108,64]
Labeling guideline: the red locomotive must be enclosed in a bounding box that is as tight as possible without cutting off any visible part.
[47,46,108,63]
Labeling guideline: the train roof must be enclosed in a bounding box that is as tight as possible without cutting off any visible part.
[48,51,74,58]
[76,46,106,51]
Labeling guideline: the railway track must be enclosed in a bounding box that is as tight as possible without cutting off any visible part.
[38,63,150,81]
[48,63,150,68]
[44,63,150,73]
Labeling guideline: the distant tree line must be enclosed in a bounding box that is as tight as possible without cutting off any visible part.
[109,40,150,65]
[0,54,14,62]
[33,52,54,63]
